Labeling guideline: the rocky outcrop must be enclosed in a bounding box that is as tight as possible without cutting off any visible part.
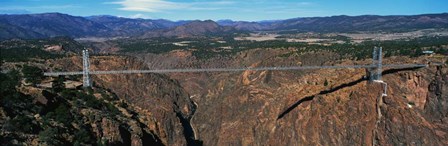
[54,56,197,145]
[184,64,446,145]
[47,49,447,145]
[130,48,446,146]
[0,67,167,146]
[424,66,448,121]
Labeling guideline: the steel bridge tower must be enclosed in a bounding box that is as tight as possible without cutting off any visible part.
[370,46,387,97]
[82,49,91,87]
[370,47,383,81]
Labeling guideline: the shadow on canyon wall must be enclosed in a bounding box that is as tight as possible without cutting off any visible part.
[277,67,424,120]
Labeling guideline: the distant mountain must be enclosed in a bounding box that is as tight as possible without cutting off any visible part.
[217,20,269,31]
[0,19,44,40]
[142,20,237,38]
[0,13,113,39]
[0,13,185,40]
[217,13,448,32]
[1,13,448,40]
[270,13,448,32]
[86,15,184,35]
[216,19,234,25]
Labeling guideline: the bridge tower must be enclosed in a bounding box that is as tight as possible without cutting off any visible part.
[82,49,91,87]
[370,46,387,97]
[371,46,387,146]
[370,47,383,81]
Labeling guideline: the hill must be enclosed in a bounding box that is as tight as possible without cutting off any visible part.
[1,13,448,40]
[0,13,184,40]
[142,20,238,38]
[0,13,112,39]
[270,13,448,32]
[86,15,183,36]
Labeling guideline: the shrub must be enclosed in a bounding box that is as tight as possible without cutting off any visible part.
[74,128,93,145]
[105,103,120,115]
[44,104,73,125]
[38,127,63,145]
[0,72,18,96]
[52,76,65,93]
[119,101,128,108]
[61,89,77,100]
[22,65,43,85]
[85,96,103,109]
[1,78,34,115]
[4,115,39,134]
[77,91,103,109]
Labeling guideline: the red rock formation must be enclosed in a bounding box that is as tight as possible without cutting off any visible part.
[50,50,447,145]
[55,56,196,145]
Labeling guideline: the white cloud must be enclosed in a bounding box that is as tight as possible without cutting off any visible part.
[109,0,184,12]
[128,13,153,19]
[107,0,234,12]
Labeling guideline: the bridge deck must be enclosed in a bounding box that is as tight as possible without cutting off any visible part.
[43,64,427,76]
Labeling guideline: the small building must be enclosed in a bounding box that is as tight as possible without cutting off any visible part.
[422,50,434,54]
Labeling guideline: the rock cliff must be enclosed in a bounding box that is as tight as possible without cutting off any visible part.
[130,49,447,145]
[54,56,198,145]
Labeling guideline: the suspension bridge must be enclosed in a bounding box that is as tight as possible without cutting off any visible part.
[44,47,428,89]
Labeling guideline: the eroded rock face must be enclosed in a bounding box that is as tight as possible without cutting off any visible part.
[100,117,122,143]
[143,49,446,146]
[52,50,447,145]
[188,67,445,145]
[424,66,448,121]
[56,56,196,145]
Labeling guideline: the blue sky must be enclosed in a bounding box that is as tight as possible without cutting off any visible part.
[0,0,447,21]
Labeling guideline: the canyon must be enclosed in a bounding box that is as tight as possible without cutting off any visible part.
[1,12,447,146]
[47,48,448,145]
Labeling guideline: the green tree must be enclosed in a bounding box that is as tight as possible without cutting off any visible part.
[39,127,63,146]
[75,91,103,109]
[74,127,93,145]
[44,104,73,125]
[105,102,120,115]
[22,65,43,85]
[4,115,39,134]
[1,72,35,115]
[412,48,423,57]
[0,71,19,95]
[52,76,65,93]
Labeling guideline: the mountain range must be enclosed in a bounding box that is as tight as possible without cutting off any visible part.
[141,20,239,38]
[1,12,448,40]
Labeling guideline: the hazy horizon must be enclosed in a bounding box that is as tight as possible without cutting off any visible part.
[1,0,447,21]
[2,11,448,22]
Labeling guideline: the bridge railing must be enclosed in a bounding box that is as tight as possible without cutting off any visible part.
[43,64,427,76]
